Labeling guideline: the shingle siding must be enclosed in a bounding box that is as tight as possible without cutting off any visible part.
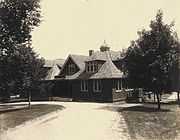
[48,47,128,102]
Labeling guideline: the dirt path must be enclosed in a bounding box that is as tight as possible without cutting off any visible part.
[1,102,130,140]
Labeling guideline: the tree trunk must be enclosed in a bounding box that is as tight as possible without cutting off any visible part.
[154,92,156,103]
[160,93,162,101]
[177,91,180,104]
[28,91,31,109]
[156,92,161,110]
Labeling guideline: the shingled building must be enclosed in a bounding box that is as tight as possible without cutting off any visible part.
[53,42,128,102]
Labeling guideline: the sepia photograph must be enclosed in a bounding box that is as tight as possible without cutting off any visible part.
[0,0,180,140]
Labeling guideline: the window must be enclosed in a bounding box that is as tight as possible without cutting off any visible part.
[86,61,99,73]
[90,62,94,72]
[87,64,90,72]
[81,80,88,92]
[68,64,76,75]
[93,80,102,92]
[94,61,98,72]
[114,79,122,91]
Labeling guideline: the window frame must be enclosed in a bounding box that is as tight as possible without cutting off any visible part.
[86,61,98,73]
[93,79,102,93]
[68,64,76,75]
[80,80,88,92]
[114,79,122,91]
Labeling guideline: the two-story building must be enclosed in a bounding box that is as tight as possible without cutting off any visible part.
[53,43,128,102]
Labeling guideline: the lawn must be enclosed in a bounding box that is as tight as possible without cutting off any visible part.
[100,102,180,140]
[0,104,64,133]
[120,103,180,140]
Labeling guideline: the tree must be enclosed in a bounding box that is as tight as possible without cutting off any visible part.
[0,0,46,99]
[170,41,180,103]
[124,10,179,109]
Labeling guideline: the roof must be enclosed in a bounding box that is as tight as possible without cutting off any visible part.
[59,54,88,80]
[78,72,95,80]
[44,59,65,68]
[54,48,124,80]
[65,70,82,80]
[90,51,123,79]
[70,54,88,70]
[44,59,65,80]
[54,59,66,68]
[44,65,60,80]
[86,50,122,61]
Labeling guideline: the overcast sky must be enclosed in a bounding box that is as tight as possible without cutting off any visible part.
[32,0,180,60]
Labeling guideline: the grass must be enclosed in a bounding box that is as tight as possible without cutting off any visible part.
[100,102,180,140]
[0,104,64,133]
[120,103,180,140]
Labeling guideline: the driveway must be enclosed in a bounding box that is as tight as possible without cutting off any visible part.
[1,102,131,140]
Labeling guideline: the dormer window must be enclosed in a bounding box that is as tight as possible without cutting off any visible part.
[68,64,76,75]
[90,62,94,71]
[86,61,98,73]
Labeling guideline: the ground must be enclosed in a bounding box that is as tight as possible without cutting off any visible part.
[1,99,180,140]
[1,102,132,140]
[0,103,64,134]
[103,102,180,140]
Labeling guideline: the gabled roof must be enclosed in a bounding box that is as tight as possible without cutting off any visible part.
[44,59,65,68]
[86,50,122,62]
[44,65,60,80]
[78,72,95,80]
[44,59,65,80]
[54,45,125,80]
[59,54,88,80]
[61,54,88,72]
[90,51,123,79]
[65,71,82,80]
[54,59,66,68]
[70,54,88,70]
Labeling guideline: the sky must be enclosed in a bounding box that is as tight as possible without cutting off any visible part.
[32,0,180,60]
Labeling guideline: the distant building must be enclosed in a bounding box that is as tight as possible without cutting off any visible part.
[44,59,65,80]
[52,42,128,102]
[35,59,65,101]
[41,43,180,102]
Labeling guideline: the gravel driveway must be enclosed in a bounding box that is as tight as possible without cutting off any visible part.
[1,102,130,140]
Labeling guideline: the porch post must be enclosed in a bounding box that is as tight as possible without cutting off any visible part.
[121,78,123,89]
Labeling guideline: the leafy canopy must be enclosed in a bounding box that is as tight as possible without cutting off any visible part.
[0,0,46,97]
[124,10,179,92]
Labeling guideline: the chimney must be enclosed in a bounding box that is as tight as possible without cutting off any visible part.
[89,50,94,56]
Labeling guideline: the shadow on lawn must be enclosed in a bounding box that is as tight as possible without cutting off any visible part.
[121,105,170,112]
[98,104,171,113]
[99,103,180,140]
[0,104,65,133]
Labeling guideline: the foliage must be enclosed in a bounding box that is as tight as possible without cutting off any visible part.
[0,0,46,98]
[124,10,179,92]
